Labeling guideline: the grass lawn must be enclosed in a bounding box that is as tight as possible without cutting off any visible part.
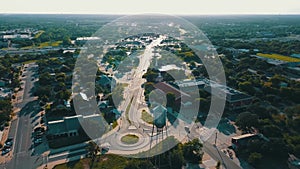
[54,154,129,169]
[53,159,87,169]
[121,134,139,144]
[34,30,45,39]
[141,110,153,124]
[21,40,63,49]
[22,60,37,64]
[257,53,300,62]
[39,41,63,48]
[133,136,179,158]
[48,135,90,149]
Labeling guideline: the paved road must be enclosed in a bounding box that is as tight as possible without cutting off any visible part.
[98,37,165,155]
[203,142,241,169]
[5,63,41,169]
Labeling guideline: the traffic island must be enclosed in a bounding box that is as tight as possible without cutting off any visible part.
[121,134,139,145]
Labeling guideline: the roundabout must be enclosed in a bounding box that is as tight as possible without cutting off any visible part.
[121,134,139,145]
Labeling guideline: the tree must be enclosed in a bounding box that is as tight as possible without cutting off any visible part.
[216,161,221,169]
[248,152,262,166]
[86,141,100,168]
[142,69,159,82]
[124,160,153,169]
[39,72,53,86]
[236,112,259,132]
[238,81,255,95]
[62,36,72,46]
[261,125,282,138]
[168,148,184,169]
[182,139,204,164]
[166,92,176,109]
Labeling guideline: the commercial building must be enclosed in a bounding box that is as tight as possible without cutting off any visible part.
[154,82,191,105]
[231,133,259,148]
[175,78,253,110]
[47,114,102,139]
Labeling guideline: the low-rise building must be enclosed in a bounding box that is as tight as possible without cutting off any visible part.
[0,80,6,87]
[154,82,191,105]
[204,83,253,110]
[47,114,102,139]
[97,75,116,89]
[231,133,259,149]
[175,78,253,110]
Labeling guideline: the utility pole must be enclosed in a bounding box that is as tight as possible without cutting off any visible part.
[214,131,218,146]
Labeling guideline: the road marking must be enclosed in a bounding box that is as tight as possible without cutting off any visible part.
[12,116,20,155]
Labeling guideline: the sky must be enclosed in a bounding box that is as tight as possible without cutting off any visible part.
[0,0,300,15]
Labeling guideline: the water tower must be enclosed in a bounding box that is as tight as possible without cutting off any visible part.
[150,104,167,149]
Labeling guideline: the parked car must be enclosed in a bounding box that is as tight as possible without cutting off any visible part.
[4,137,13,147]
[34,138,43,146]
[1,148,11,156]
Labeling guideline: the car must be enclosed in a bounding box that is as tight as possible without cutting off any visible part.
[34,126,45,132]
[6,137,13,142]
[4,138,13,147]
[34,138,43,145]
[4,142,13,147]
[1,148,11,156]
[35,134,43,139]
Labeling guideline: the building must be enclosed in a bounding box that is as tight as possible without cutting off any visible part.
[47,114,102,139]
[98,101,109,109]
[154,82,191,105]
[175,79,205,92]
[111,109,122,119]
[0,88,11,99]
[0,80,6,87]
[152,105,167,129]
[175,78,253,110]
[97,75,116,89]
[204,83,253,110]
[231,133,259,149]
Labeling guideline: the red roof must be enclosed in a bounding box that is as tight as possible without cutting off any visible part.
[154,82,190,101]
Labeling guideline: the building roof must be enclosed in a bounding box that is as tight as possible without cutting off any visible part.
[232,133,257,140]
[154,82,190,100]
[0,80,5,87]
[153,105,167,114]
[152,105,167,128]
[80,92,89,101]
[47,114,101,135]
[175,79,205,88]
[98,101,108,108]
[202,79,252,102]
[98,75,112,86]
[111,109,121,115]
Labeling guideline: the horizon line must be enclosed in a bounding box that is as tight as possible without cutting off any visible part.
[1,12,300,16]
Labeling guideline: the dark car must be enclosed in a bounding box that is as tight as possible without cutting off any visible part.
[4,137,13,147]
[1,148,11,156]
